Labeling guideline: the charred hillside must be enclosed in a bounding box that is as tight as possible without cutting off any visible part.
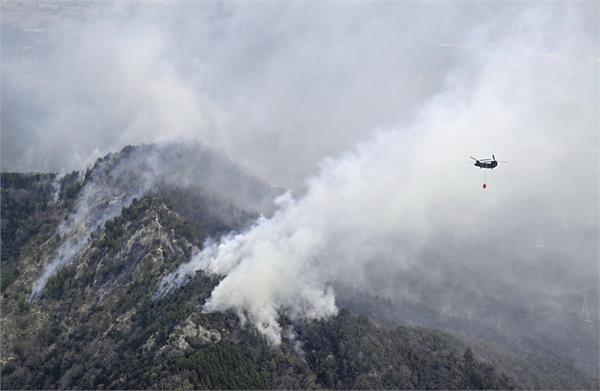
[0,144,522,389]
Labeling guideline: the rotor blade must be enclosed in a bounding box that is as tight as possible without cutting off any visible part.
[470,156,478,161]
[498,161,509,163]
[492,154,496,161]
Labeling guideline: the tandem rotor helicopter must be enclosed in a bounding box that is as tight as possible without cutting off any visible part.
[470,155,508,189]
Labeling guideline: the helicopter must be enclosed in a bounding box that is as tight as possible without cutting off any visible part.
[470,155,508,189]
[470,155,507,169]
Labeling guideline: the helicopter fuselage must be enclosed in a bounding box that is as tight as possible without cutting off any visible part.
[474,160,498,169]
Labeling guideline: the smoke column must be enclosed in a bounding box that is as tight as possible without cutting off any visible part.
[158,4,598,344]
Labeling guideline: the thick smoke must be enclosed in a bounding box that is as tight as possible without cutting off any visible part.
[158,5,598,344]
[2,0,552,188]
[4,0,598,362]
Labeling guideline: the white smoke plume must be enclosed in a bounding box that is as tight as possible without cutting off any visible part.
[158,6,598,344]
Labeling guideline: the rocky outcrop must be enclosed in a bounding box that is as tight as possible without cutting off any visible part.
[169,316,222,351]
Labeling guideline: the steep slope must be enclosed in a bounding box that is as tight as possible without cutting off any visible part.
[1,182,515,389]
[1,171,82,288]
[1,148,517,389]
[23,142,277,300]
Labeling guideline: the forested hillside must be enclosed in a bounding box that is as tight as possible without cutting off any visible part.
[0,146,518,389]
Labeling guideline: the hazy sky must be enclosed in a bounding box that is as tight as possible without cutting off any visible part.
[4,1,596,188]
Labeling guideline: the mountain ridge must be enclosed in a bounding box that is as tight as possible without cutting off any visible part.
[1,178,514,389]
[0,143,593,389]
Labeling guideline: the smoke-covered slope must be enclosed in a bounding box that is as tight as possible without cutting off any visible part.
[20,142,278,300]
[335,284,599,390]
[1,148,516,389]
